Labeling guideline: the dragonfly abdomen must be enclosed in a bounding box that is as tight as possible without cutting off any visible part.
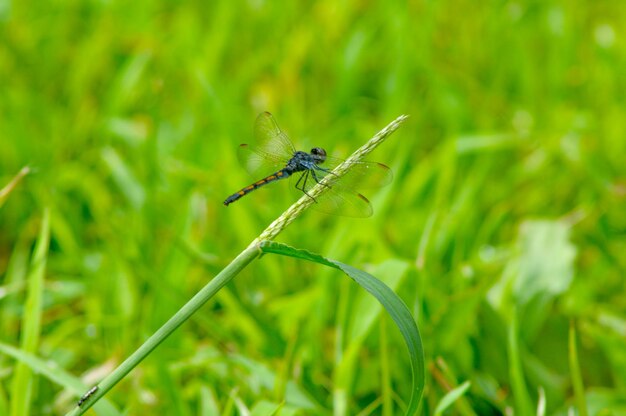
[223,170,290,206]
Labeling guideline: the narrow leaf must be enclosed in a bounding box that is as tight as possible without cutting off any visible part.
[10,209,49,416]
[259,241,425,415]
[569,321,588,416]
[0,166,31,209]
[434,381,471,416]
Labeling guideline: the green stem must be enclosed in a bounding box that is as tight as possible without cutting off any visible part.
[66,245,260,415]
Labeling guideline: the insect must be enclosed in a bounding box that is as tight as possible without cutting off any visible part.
[77,386,98,407]
[223,112,392,217]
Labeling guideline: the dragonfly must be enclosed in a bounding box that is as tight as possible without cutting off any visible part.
[223,112,392,217]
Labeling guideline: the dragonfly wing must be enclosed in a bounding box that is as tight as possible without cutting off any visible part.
[236,112,297,178]
[313,190,374,217]
[284,158,392,217]
[288,169,374,218]
[237,144,289,178]
[321,159,393,190]
[253,112,297,159]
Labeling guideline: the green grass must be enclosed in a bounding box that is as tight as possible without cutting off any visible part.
[2,0,626,414]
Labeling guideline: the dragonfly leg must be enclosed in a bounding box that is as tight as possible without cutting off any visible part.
[315,166,334,174]
[296,170,317,202]
[312,166,333,187]
[294,170,306,191]
[310,170,325,187]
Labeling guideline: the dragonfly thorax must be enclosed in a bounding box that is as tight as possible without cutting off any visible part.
[286,148,327,172]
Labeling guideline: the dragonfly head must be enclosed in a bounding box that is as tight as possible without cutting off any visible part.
[311,147,327,164]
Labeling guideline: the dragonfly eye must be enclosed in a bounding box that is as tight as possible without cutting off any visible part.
[311,147,326,162]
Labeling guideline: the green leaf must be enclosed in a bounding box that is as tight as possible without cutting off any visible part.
[10,209,49,416]
[488,220,577,340]
[335,260,410,413]
[489,220,576,313]
[512,220,576,302]
[259,241,425,415]
[433,381,471,416]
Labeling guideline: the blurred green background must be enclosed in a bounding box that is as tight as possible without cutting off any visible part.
[1,0,626,414]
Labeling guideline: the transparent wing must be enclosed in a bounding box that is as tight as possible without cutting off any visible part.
[313,189,375,217]
[237,144,290,179]
[322,159,393,191]
[236,112,296,178]
[254,112,297,156]
[290,161,392,217]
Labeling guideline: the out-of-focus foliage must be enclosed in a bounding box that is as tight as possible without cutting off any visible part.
[1,0,625,414]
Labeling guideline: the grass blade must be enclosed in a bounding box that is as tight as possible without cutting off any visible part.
[434,381,471,416]
[569,321,588,416]
[9,209,49,416]
[260,241,425,415]
[0,166,30,209]
[508,310,533,415]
